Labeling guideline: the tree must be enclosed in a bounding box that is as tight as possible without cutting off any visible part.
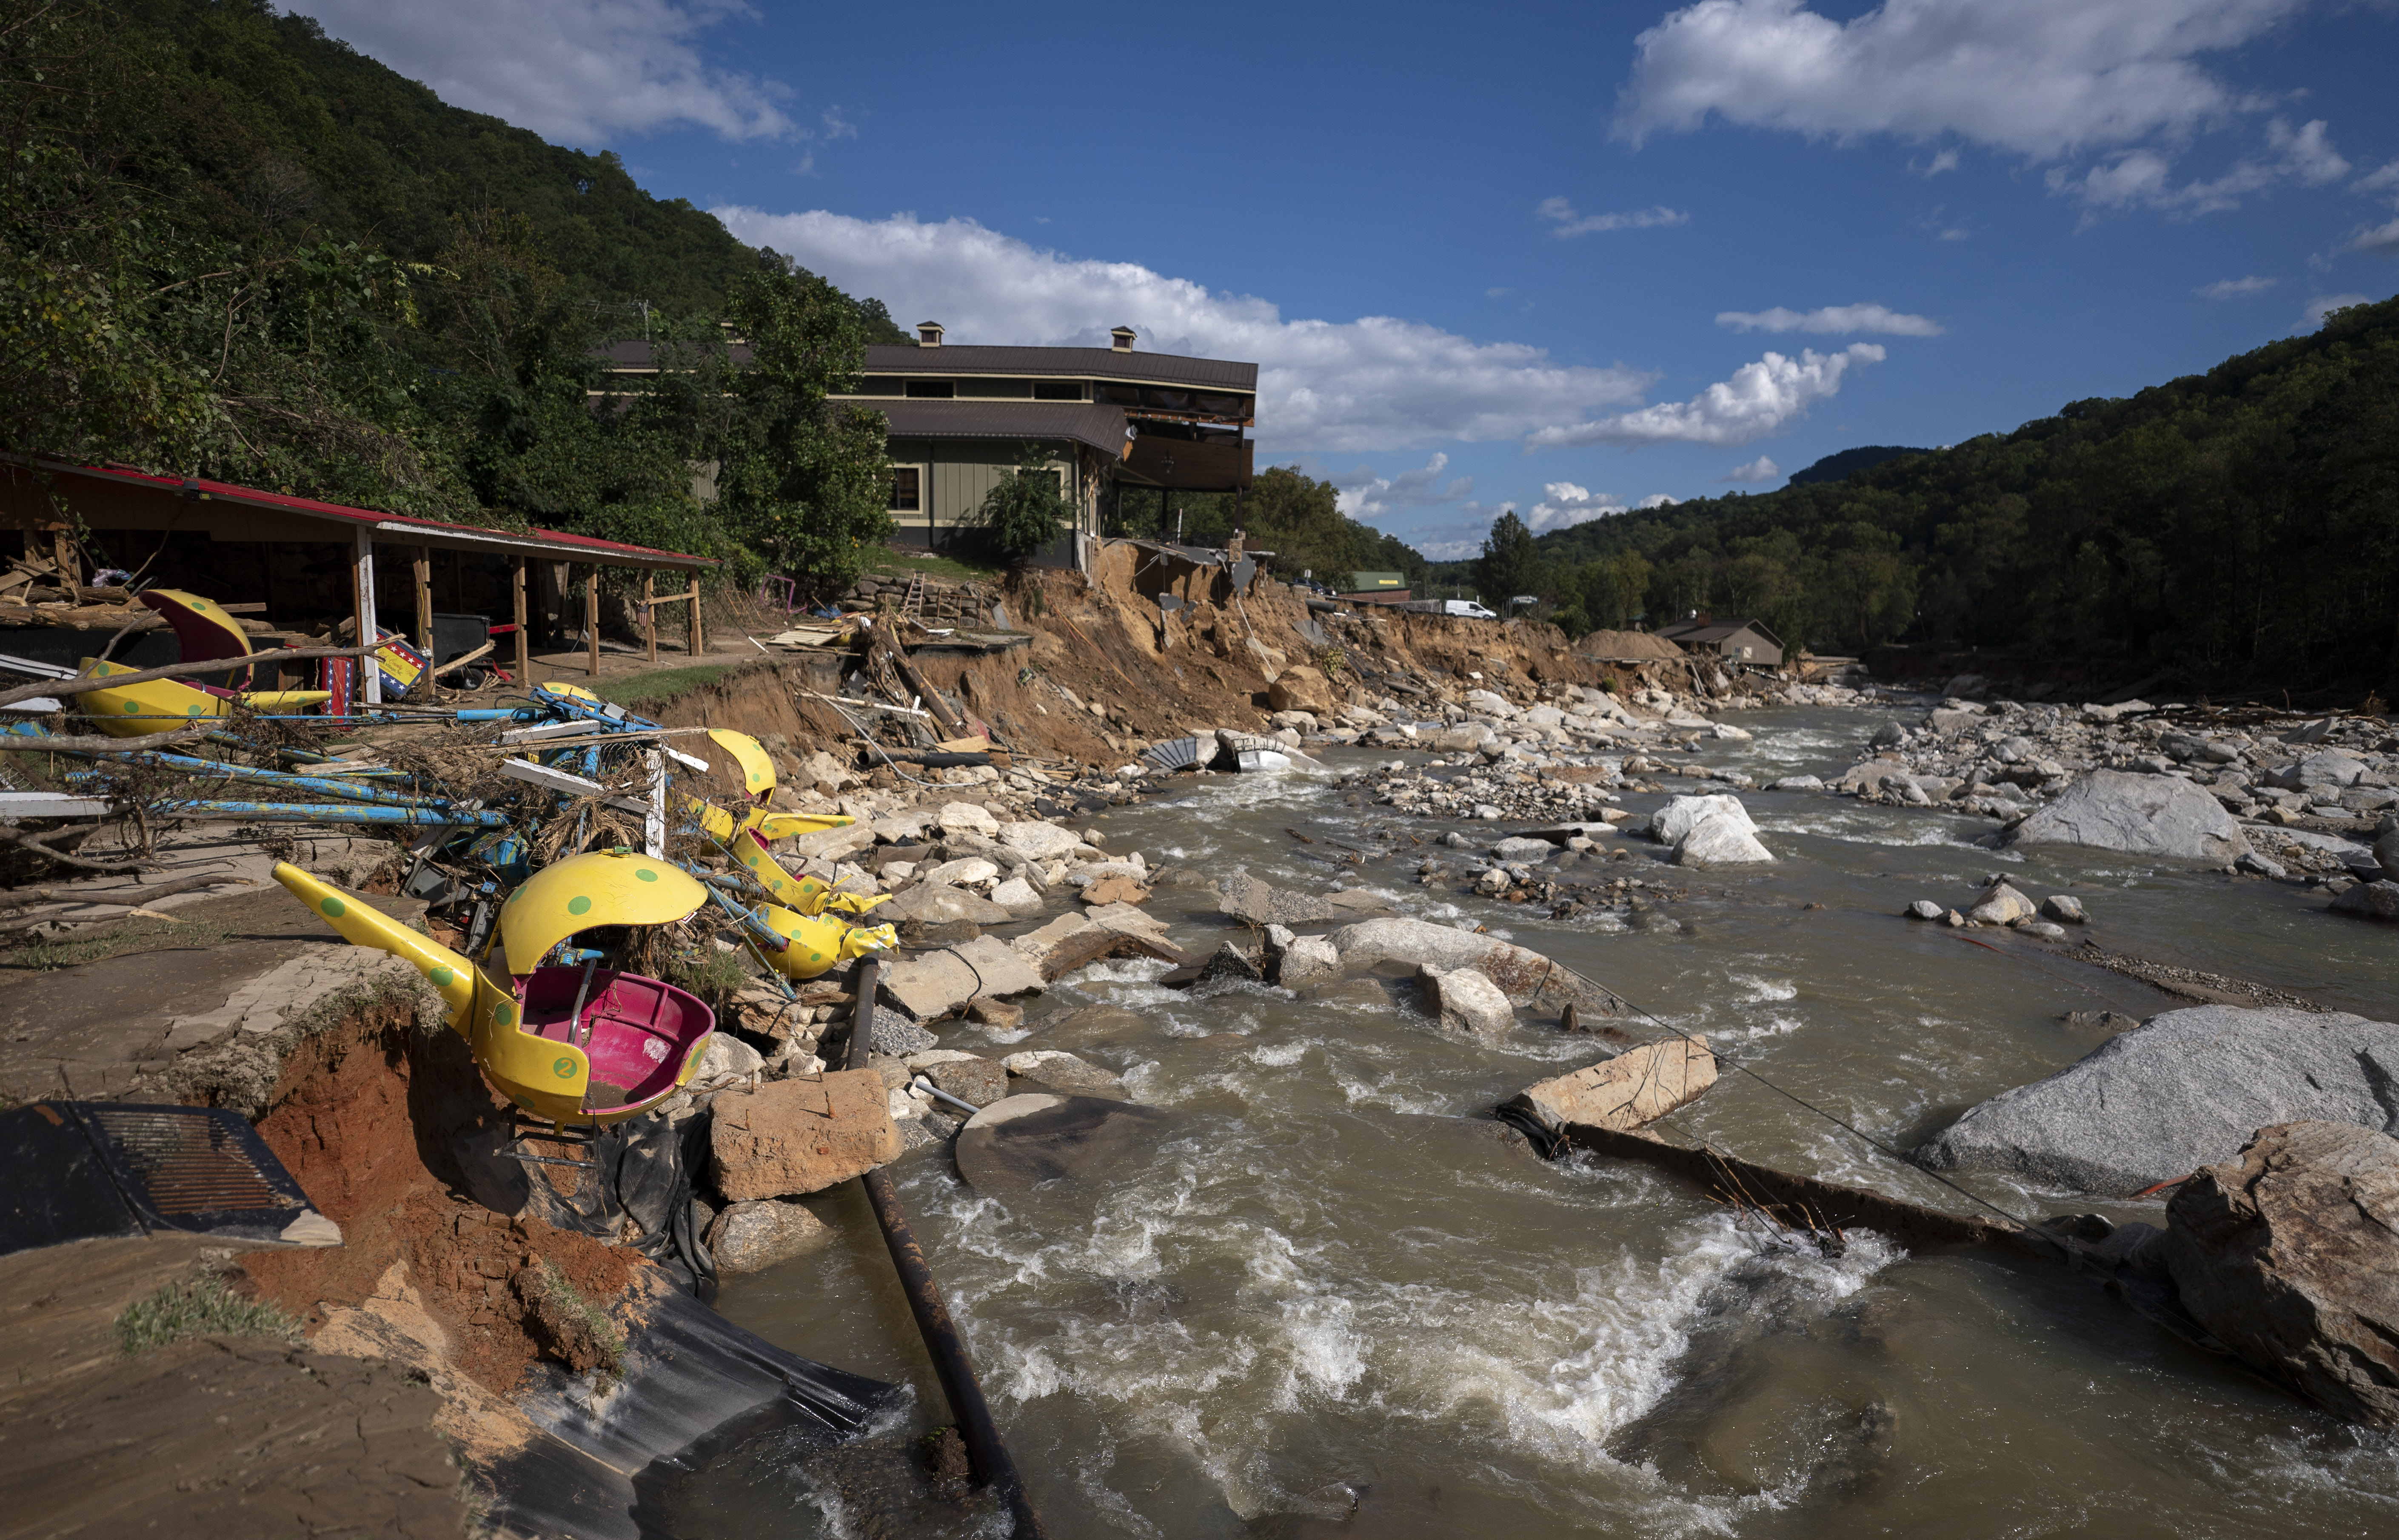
[712,257,892,596]
[1475,511,1543,606]
[978,444,1072,564]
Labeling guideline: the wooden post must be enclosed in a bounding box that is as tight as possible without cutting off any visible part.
[353,529,381,705]
[413,545,433,651]
[511,555,530,682]
[685,576,702,658]
[585,567,600,677]
[644,571,658,664]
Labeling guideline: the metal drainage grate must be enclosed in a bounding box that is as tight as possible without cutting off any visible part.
[82,1107,295,1216]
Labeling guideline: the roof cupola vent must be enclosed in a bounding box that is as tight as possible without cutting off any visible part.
[917,320,944,347]
[1109,325,1138,353]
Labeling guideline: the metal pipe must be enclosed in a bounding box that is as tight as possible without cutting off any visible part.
[149,799,513,827]
[845,961,1047,1537]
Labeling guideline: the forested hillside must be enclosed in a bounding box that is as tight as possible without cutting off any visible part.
[1452,295,2398,690]
[3,0,903,590]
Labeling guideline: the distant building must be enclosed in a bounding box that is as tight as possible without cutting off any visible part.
[1652,615,1785,668]
[596,322,1258,572]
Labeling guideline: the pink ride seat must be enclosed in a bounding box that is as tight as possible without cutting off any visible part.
[517,966,715,1113]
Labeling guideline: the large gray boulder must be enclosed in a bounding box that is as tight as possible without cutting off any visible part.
[2331,881,2399,922]
[1652,794,1754,846]
[2165,1121,2399,1428]
[2006,769,2249,863]
[1914,1005,2399,1194]
[1672,814,1773,867]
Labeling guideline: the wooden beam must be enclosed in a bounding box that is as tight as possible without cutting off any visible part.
[353,529,381,705]
[412,545,433,651]
[686,578,702,658]
[511,555,530,682]
[644,571,658,664]
[585,567,600,677]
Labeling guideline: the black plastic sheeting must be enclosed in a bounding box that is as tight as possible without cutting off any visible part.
[0,1101,321,1255]
[514,1110,721,1300]
[484,1278,899,1540]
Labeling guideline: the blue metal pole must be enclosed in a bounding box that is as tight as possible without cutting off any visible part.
[153,799,514,827]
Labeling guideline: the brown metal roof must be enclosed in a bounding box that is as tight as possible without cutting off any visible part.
[1654,618,1784,647]
[873,401,1132,457]
[864,344,1256,390]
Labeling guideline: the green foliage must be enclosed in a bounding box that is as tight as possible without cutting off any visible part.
[1115,466,1427,593]
[118,1276,303,1354]
[1474,511,1544,606]
[977,444,1073,562]
[605,663,738,709]
[2,0,903,592]
[1498,292,2399,683]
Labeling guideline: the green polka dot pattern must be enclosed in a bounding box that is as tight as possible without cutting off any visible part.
[319,896,345,917]
[567,895,592,916]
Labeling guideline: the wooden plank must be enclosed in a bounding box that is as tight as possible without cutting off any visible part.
[511,556,530,680]
[585,568,600,677]
[686,578,702,658]
[412,545,433,651]
[352,529,379,706]
[643,572,658,664]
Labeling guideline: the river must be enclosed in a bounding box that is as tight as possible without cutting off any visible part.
[684,706,2399,1537]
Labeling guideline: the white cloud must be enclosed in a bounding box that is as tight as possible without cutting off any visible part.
[2196,275,2279,299]
[288,0,795,145]
[2051,117,2350,214]
[2347,216,2399,258]
[1715,302,1943,336]
[1526,344,1884,448]
[1416,539,1487,562]
[1615,0,2304,158]
[1722,455,1782,482]
[1524,483,1682,532]
[2355,161,2399,195]
[1915,148,1961,176]
[2301,293,2371,330]
[1537,197,1692,237]
[1615,2,2339,217]
[713,209,1658,453]
[1334,454,1475,520]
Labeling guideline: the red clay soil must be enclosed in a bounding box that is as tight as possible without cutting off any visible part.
[237,1009,640,1399]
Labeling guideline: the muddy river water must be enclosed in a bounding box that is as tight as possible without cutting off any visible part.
[689,706,2397,1537]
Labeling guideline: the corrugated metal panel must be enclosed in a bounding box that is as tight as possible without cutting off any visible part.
[864,344,1256,389]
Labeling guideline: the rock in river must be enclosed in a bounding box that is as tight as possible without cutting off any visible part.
[1417,965,1514,1034]
[706,1199,834,1274]
[2165,1121,2399,1429]
[1504,1038,1718,1136]
[1328,917,1626,1018]
[1914,1005,2399,1195]
[2330,881,2399,922]
[2005,769,2249,863]
[710,1070,902,1200]
[1217,868,1339,927]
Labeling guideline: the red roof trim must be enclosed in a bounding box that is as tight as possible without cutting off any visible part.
[45,462,716,568]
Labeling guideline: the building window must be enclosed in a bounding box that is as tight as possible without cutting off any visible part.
[1033,380,1083,401]
[855,376,904,396]
[887,467,922,512]
[904,380,954,399]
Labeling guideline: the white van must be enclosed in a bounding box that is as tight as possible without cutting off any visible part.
[1441,599,1498,620]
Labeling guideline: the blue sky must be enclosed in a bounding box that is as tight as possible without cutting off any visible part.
[293,0,2399,558]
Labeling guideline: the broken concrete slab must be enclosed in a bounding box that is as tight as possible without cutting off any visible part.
[1000,1050,1124,1093]
[878,882,1014,926]
[1216,868,1339,927]
[1505,1038,1718,1135]
[879,936,1045,1022]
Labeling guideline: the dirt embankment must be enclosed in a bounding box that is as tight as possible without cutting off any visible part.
[238,1008,641,1402]
[821,548,1617,769]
